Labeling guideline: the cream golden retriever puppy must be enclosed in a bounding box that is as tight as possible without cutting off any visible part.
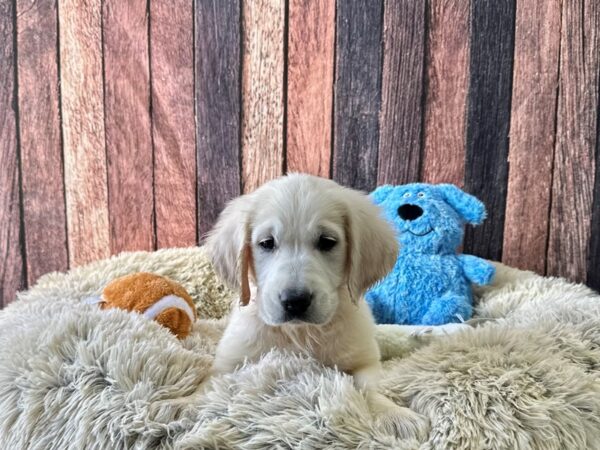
[206,173,429,440]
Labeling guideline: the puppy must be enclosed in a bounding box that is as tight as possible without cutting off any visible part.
[206,174,429,440]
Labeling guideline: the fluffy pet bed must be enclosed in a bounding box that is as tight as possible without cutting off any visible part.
[0,247,599,449]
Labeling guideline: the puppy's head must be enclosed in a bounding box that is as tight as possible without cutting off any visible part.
[206,174,397,326]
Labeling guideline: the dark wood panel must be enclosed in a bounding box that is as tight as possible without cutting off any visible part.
[588,98,600,290]
[333,0,384,192]
[377,0,425,185]
[16,0,68,284]
[463,0,515,261]
[59,0,110,266]
[502,0,560,275]
[287,0,334,178]
[103,0,154,253]
[195,0,242,238]
[421,0,469,187]
[241,0,285,193]
[0,0,25,305]
[151,0,196,248]
[547,0,600,282]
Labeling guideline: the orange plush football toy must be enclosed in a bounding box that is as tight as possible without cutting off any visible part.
[99,272,197,339]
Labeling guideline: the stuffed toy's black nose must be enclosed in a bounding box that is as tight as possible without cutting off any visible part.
[398,204,423,221]
[280,289,313,317]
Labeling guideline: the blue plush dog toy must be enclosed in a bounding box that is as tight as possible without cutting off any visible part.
[366,183,495,325]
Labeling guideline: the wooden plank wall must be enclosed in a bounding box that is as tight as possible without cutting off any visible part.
[1,0,600,305]
[0,0,25,307]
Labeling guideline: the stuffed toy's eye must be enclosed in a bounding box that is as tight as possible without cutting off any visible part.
[418,192,426,198]
[317,235,337,252]
[258,237,276,251]
[403,192,411,198]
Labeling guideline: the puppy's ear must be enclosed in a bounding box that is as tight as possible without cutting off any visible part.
[205,194,254,304]
[437,184,487,225]
[343,188,398,298]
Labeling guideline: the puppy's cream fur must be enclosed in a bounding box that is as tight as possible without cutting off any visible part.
[206,174,429,439]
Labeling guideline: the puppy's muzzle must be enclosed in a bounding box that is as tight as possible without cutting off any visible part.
[280,288,313,320]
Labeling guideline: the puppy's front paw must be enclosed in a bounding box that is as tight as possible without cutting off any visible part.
[376,405,430,441]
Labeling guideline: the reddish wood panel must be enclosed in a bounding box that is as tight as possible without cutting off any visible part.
[547,0,600,281]
[16,0,68,284]
[195,0,241,238]
[103,0,154,253]
[58,0,110,266]
[333,0,384,192]
[0,0,25,305]
[421,0,469,187]
[377,0,425,185]
[150,0,196,248]
[241,0,285,192]
[502,0,560,275]
[286,0,334,177]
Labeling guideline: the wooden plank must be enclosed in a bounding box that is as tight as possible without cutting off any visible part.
[150,0,196,248]
[463,0,515,261]
[333,0,384,192]
[502,0,560,275]
[16,0,68,284]
[241,0,285,193]
[195,0,241,238]
[103,0,154,253]
[59,0,110,266]
[420,0,469,187]
[589,120,600,290]
[547,0,600,282]
[286,0,334,178]
[377,0,425,185]
[0,0,25,306]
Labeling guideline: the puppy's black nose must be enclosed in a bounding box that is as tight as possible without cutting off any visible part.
[398,204,423,221]
[280,289,313,317]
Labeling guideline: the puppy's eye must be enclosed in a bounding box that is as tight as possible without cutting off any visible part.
[317,235,337,252]
[417,192,425,198]
[258,237,275,251]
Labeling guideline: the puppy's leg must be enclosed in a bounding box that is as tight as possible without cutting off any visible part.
[352,363,429,441]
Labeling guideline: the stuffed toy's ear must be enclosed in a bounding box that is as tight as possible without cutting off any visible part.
[437,184,487,225]
[370,185,394,205]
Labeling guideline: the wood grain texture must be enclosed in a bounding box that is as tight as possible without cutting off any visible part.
[103,0,154,253]
[377,0,425,185]
[463,0,515,261]
[16,0,68,284]
[502,0,560,275]
[287,0,334,177]
[333,0,384,191]
[0,0,25,305]
[59,0,110,266]
[241,0,285,193]
[421,0,469,187]
[195,0,241,238]
[588,102,600,290]
[547,0,600,281]
[151,0,196,248]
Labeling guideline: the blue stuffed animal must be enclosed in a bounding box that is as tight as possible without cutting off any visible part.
[366,183,495,325]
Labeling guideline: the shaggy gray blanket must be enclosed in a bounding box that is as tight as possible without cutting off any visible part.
[0,247,599,449]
